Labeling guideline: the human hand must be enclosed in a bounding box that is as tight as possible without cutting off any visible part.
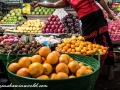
[108,13,115,20]
[30,1,39,7]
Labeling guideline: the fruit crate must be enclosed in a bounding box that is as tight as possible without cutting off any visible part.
[0,24,16,29]
[6,52,100,90]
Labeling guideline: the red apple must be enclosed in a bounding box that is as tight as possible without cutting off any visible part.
[50,29,53,33]
[3,35,8,39]
[54,29,58,33]
[62,29,65,33]
[50,21,53,25]
[51,25,55,29]
[46,28,50,33]
[42,29,46,33]
[58,29,61,33]
[52,18,55,21]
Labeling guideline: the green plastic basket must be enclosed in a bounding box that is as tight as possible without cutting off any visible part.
[0,52,33,66]
[6,51,100,90]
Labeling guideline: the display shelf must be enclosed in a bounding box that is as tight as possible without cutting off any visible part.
[0,24,16,29]
[26,15,50,21]
[3,32,66,36]
[112,41,120,45]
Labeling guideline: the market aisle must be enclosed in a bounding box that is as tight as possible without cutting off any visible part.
[94,63,120,90]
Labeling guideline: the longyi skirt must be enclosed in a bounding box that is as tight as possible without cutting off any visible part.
[81,9,114,65]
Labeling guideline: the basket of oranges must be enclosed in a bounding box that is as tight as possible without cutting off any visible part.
[56,36,109,72]
[6,46,100,90]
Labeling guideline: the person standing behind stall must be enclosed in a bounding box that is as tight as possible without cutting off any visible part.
[31,0,115,80]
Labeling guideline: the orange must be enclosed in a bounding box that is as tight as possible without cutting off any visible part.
[18,57,31,68]
[69,75,76,78]
[75,43,79,47]
[56,63,69,75]
[81,49,86,54]
[86,51,93,55]
[87,66,93,70]
[39,46,51,58]
[69,58,74,62]
[96,44,100,49]
[58,44,63,48]
[59,56,69,65]
[52,51,60,57]
[31,55,42,63]
[29,62,44,77]
[79,45,83,49]
[60,54,70,61]
[43,63,53,75]
[87,69,93,74]
[71,49,76,52]
[37,75,49,79]
[92,44,96,48]
[75,52,81,54]
[66,43,71,48]
[50,73,57,79]
[63,46,68,51]
[68,61,80,73]
[71,40,76,45]
[79,62,85,67]
[80,66,88,70]
[56,72,68,79]
[61,48,66,52]
[16,68,30,77]
[46,52,59,65]
[76,47,81,52]
[41,57,46,62]
[76,68,89,77]
[67,48,72,53]
[71,45,75,49]
[103,50,106,54]
[28,57,32,61]
[8,63,20,73]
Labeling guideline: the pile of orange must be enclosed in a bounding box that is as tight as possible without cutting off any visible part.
[56,36,107,55]
[8,46,93,79]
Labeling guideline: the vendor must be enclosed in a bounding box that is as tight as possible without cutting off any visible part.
[31,0,115,80]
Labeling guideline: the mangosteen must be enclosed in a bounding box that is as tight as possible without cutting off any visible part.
[7,50,12,53]
[1,50,6,54]
[22,52,27,55]
[22,48,27,52]
[25,45,30,49]
[17,50,23,54]
[13,48,18,53]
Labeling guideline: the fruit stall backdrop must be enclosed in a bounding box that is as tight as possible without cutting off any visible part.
[0,1,120,90]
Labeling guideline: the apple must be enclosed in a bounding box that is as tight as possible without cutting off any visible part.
[3,35,8,39]
[56,18,60,22]
[54,29,57,33]
[52,18,55,21]
[47,17,51,21]
[58,29,61,33]
[42,29,46,33]
[50,21,53,25]
[50,29,53,33]
[46,21,50,25]
[62,29,65,33]
[46,28,50,33]
[54,21,57,25]
[47,25,51,28]
[50,14,54,18]
[55,25,59,29]
[51,25,55,29]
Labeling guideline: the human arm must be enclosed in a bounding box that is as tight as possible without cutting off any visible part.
[31,0,68,8]
[95,0,114,20]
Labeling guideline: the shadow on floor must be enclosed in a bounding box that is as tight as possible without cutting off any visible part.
[94,63,120,90]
